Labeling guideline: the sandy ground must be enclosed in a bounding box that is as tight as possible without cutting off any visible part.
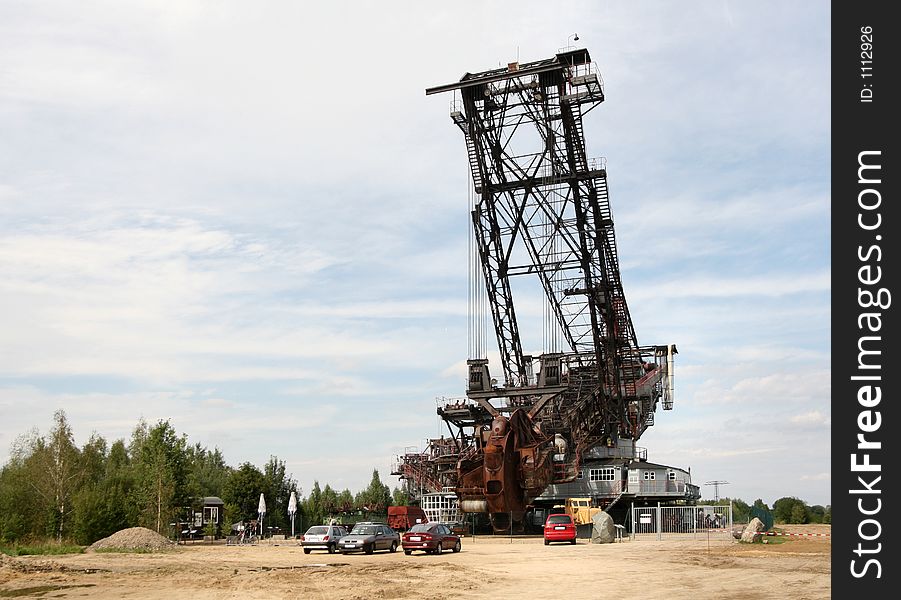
[0,525,830,599]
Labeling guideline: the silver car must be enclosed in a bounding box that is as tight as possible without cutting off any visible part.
[338,522,400,554]
[300,524,348,554]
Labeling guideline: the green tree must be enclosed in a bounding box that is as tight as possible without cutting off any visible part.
[0,448,38,542]
[262,456,296,532]
[753,498,769,511]
[773,497,808,524]
[71,480,130,545]
[305,481,323,526]
[789,503,809,524]
[222,503,242,533]
[823,505,831,524]
[80,434,108,488]
[730,498,750,523]
[338,489,355,512]
[392,487,411,507]
[105,439,137,525]
[359,470,392,511]
[808,505,826,524]
[130,420,189,533]
[321,485,338,517]
[68,432,118,544]
[30,411,84,541]
[186,445,232,500]
[222,463,267,522]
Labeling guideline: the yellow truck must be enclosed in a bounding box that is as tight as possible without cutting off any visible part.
[551,498,600,526]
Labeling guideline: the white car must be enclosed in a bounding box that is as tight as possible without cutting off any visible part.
[300,524,348,554]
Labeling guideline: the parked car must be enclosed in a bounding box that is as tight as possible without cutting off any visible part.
[544,513,577,545]
[300,524,348,554]
[402,523,461,555]
[337,522,400,554]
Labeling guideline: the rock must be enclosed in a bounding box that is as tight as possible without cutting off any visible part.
[591,510,616,544]
[740,517,765,543]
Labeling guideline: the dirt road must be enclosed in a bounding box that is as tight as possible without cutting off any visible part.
[0,526,830,599]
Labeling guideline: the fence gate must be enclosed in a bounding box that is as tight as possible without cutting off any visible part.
[630,504,733,541]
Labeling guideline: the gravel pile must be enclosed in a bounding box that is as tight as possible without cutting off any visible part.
[88,527,176,552]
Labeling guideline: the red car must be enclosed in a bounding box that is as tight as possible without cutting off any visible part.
[544,514,577,545]
[402,523,461,555]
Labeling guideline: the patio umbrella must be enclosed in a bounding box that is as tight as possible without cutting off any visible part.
[258,493,267,538]
[288,491,298,537]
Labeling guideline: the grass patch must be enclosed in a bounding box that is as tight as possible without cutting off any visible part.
[759,527,789,545]
[0,542,84,556]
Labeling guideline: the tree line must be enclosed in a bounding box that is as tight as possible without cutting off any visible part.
[0,411,406,545]
[703,497,832,524]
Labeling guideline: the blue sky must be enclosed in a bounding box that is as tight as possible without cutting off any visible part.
[0,1,830,506]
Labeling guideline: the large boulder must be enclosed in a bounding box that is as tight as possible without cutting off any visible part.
[740,517,765,543]
[591,510,616,544]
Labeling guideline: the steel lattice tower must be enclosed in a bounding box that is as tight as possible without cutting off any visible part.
[398,49,676,530]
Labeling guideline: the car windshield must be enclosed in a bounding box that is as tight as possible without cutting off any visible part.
[351,525,378,535]
[306,526,328,535]
[548,515,572,524]
[408,524,433,533]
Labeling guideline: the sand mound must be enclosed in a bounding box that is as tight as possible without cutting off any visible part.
[88,527,176,552]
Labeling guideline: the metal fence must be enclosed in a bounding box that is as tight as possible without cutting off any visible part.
[631,504,733,541]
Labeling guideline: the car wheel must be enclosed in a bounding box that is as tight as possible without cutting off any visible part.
[453,540,461,553]
[544,539,550,546]
[435,542,443,555]
[328,544,336,554]
[364,543,374,555]
[303,548,311,554]
[389,541,398,553]
[571,539,577,545]
[404,549,412,556]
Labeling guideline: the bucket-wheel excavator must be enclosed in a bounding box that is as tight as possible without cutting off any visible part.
[397,49,676,532]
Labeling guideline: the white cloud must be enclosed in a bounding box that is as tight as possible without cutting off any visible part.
[790,411,831,427]
[629,271,830,303]
[689,369,830,407]
[0,1,830,502]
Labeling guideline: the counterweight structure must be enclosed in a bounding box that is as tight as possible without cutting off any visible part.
[396,49,676,531]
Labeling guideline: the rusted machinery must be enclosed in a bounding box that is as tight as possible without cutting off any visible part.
[396,49,675,532]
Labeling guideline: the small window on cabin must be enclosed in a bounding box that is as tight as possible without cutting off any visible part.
[668,471,676,480]
[577,469,584,480]
[643,471,655,480]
